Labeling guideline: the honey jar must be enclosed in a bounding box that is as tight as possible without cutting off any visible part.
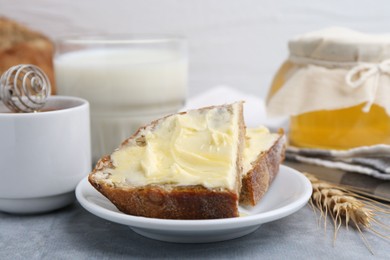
[266,27,390,150]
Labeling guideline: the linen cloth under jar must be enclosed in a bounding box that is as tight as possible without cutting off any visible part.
[266,27,390,150]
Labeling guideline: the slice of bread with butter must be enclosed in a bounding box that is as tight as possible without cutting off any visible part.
[240,127,285,206]
[88,102,285,219]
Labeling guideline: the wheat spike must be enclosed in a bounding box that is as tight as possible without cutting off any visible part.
[304,172,390,254]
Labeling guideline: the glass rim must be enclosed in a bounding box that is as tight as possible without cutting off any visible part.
[55,33,186,45]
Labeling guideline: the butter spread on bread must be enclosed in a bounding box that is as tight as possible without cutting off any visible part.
[243,127,280,175]
[89,102,245,219]
[106,103,241,189]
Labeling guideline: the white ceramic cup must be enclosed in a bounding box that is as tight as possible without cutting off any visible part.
[0,96,91,214]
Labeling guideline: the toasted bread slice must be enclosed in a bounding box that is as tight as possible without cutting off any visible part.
[240,127,286,206]
[89,102,245,219]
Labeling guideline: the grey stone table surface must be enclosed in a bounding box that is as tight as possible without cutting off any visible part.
[1,199,389,260]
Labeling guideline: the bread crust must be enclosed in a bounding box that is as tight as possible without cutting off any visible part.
[89,103,244,219]
[235,102,246,195]
[89,177,239,219]
[239,134,286,206]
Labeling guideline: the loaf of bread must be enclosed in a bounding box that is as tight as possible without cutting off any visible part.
[89,102,286,219]
[0,17,55,93]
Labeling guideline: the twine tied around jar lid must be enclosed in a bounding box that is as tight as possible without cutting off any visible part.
[267,27,390,117]
[346,59,390,112]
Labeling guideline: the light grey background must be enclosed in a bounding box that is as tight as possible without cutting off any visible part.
[2,0,390,98]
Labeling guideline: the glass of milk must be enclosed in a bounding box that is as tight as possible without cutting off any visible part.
[54,35,187,162]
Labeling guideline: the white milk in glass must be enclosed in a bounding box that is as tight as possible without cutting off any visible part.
[55,48,187,162]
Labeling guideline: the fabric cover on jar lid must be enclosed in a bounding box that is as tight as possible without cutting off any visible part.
[267,27,390,116]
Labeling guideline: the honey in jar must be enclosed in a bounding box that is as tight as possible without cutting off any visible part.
[266,27,390,150]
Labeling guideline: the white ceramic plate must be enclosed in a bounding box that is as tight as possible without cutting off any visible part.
[76,165,312,243]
